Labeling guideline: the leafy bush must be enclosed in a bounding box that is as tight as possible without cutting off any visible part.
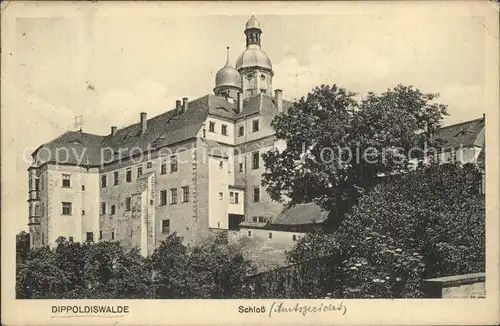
[16,232,254,299]
[286,163,485,298]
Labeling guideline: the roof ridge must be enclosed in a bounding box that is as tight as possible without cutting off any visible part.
[439,117,484,130]
[105,94,210,137]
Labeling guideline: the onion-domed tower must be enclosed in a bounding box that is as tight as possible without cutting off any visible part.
[236,15,274,99]
[214,47,242,100]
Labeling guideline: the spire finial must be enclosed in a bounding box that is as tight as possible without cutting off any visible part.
[226,46,230,64]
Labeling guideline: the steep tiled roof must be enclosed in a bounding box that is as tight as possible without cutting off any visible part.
[101,95,210,160]
[208,95,238,120]
[34,96,211,166]
[208,93,295,120]
[432,117,485,149]
[33,93,295,167]
[33,131,105,166]
[271,202,329,226]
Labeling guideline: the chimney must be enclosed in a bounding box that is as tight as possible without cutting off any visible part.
[237,92,243,114]
[275,89,283,113]
[176,100,182,114]
[140,112,147,135]
[182,97,188,114]
[110,126,117,136]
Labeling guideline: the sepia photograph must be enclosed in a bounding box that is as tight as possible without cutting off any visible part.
[1,1,499,325]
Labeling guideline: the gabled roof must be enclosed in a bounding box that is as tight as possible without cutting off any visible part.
[432,117,485,149]
[33,131,105,166]
[33,92,295,167]
[101,95,210,161]
[208,93,295,120]
[271,202,329,226]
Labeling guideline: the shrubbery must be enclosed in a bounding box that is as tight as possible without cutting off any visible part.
[16,233,255,299]
[285,162,485,298]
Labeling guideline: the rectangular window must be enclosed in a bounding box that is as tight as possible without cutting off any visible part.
[147,162,152,169]
[62,174,71,187]
[81,210,85,216]
[219,161,223,169]
[252,151,260,169]
[252,216,258,223]
[293,235,297,241]
[253,187,260,202]
[61,202,72,215]
[40,177,44,190]
[162,219,170,234]
[125,197,131,211]
[258,216,266,223]
[170,188,177,204]
[99,230,103,240]
[114,171,119,185]
[86,232,94,242]
[182,186,189,203]
[230,192,234,203]
[137,166,143,178]
[221,124,228,136]
[209,121,215,132]
[238,126,244,137]
[111,205,116,215]
[126,169,132,182]
[101,175,107,188]
[269,232,273,239]
[252,119,259,132]
[81,185,86,191]
[35,179,40,191]
[239,163,243,172]
[101,202,106,215]
[235,192,239,204]
[170,156,178,173]
[111,231,115,240]
[161,163,167,174]
[248,230,252,237]
[69,236,74,243]
[219,192,224,200]
[160,190,167,205]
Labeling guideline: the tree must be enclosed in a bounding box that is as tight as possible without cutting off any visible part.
[149,233,190,299]
[16,231,30,262]
[149,233,255,299]
[185,240,255,298]
[102,247,154,299]
[286,162,485,298]
[16,247,72,299]
[262,84,448,220]
[17,238,154,299]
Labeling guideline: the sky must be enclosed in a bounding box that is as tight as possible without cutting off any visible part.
[1,1,496,232]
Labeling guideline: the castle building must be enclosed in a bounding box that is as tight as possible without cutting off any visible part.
[27,16,485,255]
[27,16,307,254]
